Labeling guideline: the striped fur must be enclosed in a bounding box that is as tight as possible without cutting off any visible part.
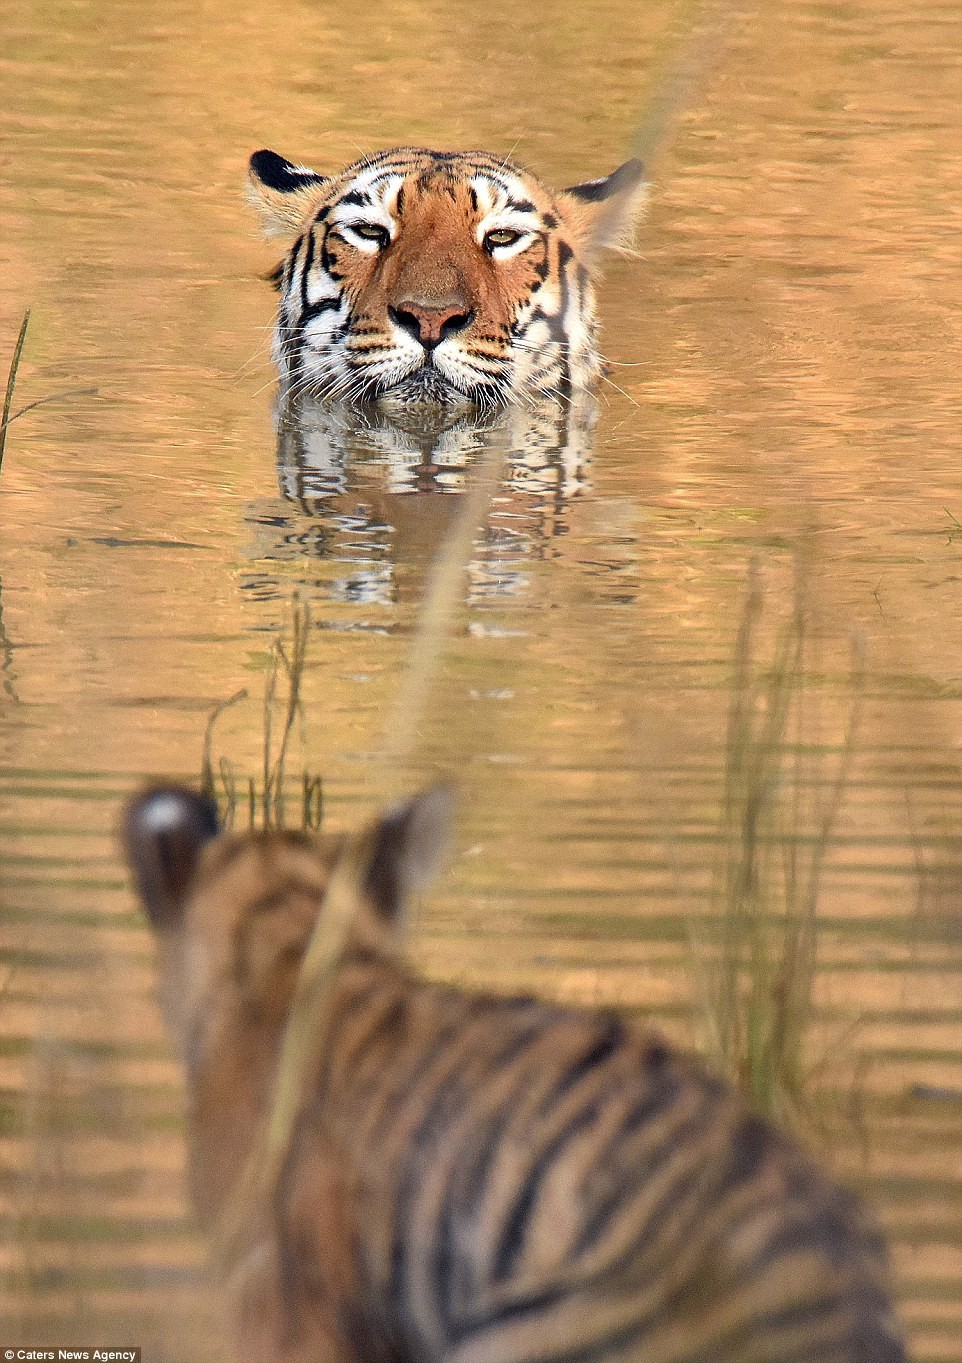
[124,787,907,1363]
[248,147,646,413]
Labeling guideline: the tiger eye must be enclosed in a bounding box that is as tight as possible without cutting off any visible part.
[484,228,524,252]
[351,222,390,247]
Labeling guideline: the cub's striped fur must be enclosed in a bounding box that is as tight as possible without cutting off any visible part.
[124,786,906,1363]
[248,147,645,413]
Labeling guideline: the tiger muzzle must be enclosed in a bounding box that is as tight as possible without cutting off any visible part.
[388,301,475,350]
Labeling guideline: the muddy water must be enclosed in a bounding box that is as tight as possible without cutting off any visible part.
[1,0,962,1357]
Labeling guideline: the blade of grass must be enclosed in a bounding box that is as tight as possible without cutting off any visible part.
[0,311,30,475]
[628,0,737,172]
[267,598,310,827]
[1,387,98,434]
[200,689,248,804]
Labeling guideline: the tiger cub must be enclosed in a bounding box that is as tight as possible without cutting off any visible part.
[123,785,906,1363]
[247,147,645,413]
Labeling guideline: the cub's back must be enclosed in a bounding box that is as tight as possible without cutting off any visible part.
[286,955,905,1363]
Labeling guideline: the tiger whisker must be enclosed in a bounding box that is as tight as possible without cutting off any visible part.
[596,371,640,408]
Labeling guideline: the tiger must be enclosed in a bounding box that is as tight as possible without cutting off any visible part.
[123,783,907,1363]
[247,146,646,414]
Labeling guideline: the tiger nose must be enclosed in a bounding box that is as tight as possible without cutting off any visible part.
[389,302,475,350]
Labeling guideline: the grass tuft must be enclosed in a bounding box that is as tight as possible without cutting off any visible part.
[201,598,323,831]
[689,567,863,1124]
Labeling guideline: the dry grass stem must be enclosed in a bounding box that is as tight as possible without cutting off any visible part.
[0,311,31,474]
[212,824,374,1272]
[0,309,98,476]
[379,428,508,784]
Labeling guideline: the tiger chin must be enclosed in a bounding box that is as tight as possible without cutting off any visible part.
[247,147,646,417]
[123,784,907,1363]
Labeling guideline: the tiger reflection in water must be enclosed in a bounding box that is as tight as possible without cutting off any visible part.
[245,387,599,608]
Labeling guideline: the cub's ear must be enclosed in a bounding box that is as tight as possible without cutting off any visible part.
[364,785,455,923]
[247,149,330,236]
[122,786,220,932]
[560,158,647,254]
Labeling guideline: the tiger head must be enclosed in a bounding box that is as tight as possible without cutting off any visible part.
[123,784,451,1063]
[248,147,645,414]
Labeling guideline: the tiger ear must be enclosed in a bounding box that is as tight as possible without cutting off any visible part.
[363,785,455,923]
[560,158,647,253]
[122,786,220,932]
[248,149,330,236]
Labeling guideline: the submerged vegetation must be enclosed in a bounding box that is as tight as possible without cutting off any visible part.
[689,569,863,1124]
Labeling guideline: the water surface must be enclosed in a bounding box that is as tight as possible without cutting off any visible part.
[2,0,962,1356]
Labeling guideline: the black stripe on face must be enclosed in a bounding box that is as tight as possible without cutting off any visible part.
[280,242,299,302]
[505,197,536,214]
[301,296,343,324]
[522,304,566,345]
[300,229,316,314]
[554,242,574,400]
[278,235,306,355]
[338,188,374,208]
[320,229,345,282]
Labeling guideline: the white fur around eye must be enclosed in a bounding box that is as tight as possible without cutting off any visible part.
[471,167,543,256]
[337,220,392,253]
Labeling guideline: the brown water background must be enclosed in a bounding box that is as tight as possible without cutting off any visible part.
[1,0,962,1357]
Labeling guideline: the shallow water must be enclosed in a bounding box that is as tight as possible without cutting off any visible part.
[1,0,962,1357]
